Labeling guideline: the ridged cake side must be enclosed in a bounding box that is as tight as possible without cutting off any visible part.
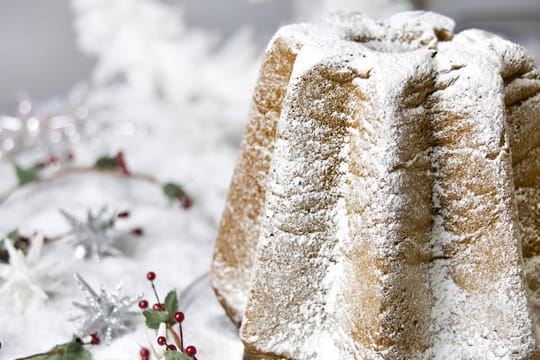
[212,11,540,359]
[499,32,540,344]
[424,30,537,358]
[240,43,438,359]
[211,28,305,323]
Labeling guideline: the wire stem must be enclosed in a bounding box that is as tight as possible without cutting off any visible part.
[167,323,184,352]
[0,166,159,205]
[151,281,161,305]
[16,348,64,359]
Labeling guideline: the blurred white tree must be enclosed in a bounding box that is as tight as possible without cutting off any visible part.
[71,0,259,111]
[70,0,263,148]
[293,0,413,20]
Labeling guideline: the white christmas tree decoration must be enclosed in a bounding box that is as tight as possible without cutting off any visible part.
[0,234,64,313]
[70,0,259,111]
[293,0,412,21]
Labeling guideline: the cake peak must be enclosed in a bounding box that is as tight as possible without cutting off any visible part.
[287,11,456,54]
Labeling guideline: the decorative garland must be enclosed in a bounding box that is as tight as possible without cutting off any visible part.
[1,151,192,208]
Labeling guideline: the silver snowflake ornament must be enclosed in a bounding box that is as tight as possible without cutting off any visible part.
[60,207,122,262]
[71,273,142,344]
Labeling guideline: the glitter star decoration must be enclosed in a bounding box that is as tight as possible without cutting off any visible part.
[71,273,142,344]
[60,207,122,262]
[0,234,63,313]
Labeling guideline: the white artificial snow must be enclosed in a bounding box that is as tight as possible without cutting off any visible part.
[0,87,244,359]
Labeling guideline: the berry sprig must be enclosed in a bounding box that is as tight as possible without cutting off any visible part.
[0,151,192,209]
[35,152,75,171]
[162,183,193,209]
[140,272,199,360]
[14,335,97,359]
[13,152,75,186]
[94,151,129,175]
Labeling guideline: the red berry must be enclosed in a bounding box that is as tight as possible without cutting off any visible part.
[167,344,177,350]
[140,347,150,360]
[117,211,130,218]
[138,300,149,309]
[174,311,185,323]
[116,151,130,176]
[185,345,197,356]
[132,227,144,236]
[182,197,193,209]
[15,237,30,250]
[152,303,163,311]
[157,336,167,346]
[147,271,156,281]
[91,333,100,345]
[67,152,75,160]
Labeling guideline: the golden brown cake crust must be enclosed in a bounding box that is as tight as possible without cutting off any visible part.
[212,10,540,360]
[211,32,303,324]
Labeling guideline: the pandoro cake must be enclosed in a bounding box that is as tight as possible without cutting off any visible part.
[212,11,540,359]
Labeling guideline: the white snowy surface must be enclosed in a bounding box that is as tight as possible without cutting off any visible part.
[0,91,245,359]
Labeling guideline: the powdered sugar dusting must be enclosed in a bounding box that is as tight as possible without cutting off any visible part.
[423,30,537,358]
[213,10,540,359]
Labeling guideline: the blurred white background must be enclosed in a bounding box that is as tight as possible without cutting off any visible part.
[0,0,291,110]
[0,0,539,111]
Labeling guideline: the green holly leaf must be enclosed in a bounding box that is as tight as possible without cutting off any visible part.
[0,247,8,263]
[162,182,185,200]
[6,228,19,241]
[94,155,120,169]
[164,290,178,324]
[14,163,40,185]
[164,351,193,360]
[143,309,170,330]
[0,229,19,263]
[31,337,92,360]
